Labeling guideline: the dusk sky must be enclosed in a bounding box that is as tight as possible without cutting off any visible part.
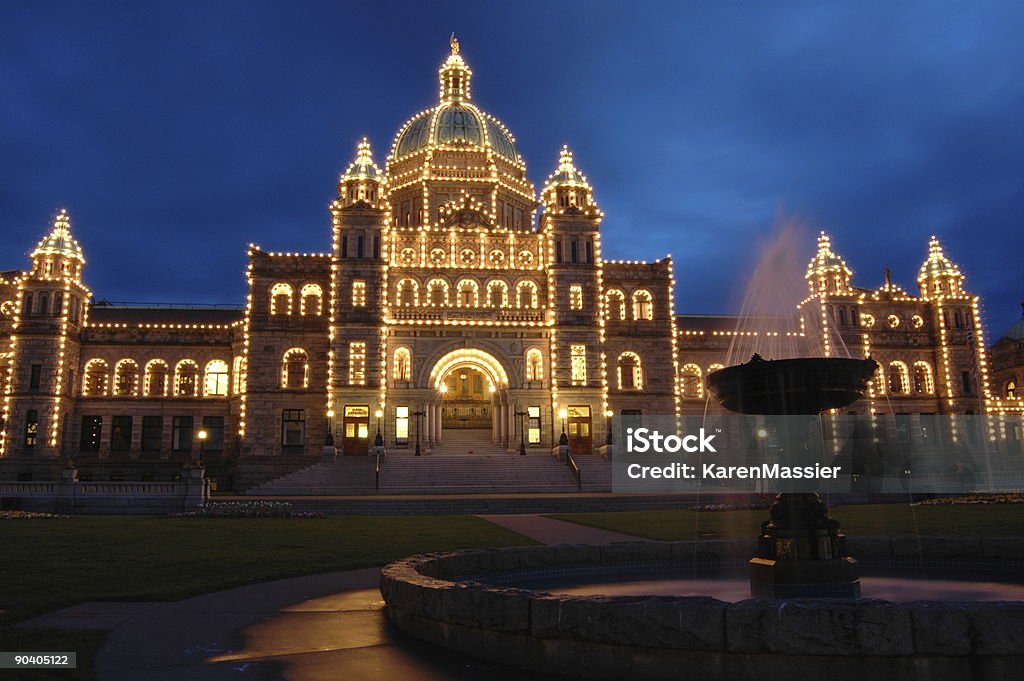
[2,1,1022,334]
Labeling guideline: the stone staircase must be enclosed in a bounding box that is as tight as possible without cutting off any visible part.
[246,429,613,495]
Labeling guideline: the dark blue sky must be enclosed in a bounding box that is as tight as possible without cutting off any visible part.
[2,1,1022,334]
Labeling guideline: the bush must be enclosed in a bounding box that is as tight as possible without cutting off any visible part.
[171,501,324,518]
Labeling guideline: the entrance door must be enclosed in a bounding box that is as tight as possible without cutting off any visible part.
[441,367,492,429]
[567,405,592,455]
[342,405,370,455]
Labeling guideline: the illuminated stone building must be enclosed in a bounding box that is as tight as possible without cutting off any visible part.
[0,39,678,487]
[0,39,1004,488]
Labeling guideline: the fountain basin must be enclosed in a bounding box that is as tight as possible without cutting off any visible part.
[381,539,1024,681]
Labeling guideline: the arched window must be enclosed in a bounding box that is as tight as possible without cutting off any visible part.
[174,360,199,396]
[113,359,139,396]
[456,279,479,307]
[617,352,644,390]
[912,361,934,394]
[487,280,509,308]
[680,363,702,399]
[398,279,419,307]
[144,360,169,397]
[282,348,309,389]
[708,363,724,375]
[632,290,653,320]
[82,359,109,396]
[427,278,449,306]
[1006,380,1017,399]
[393,347,412,382]
[300,283,323,315]
[606,289,626,320]
[887,361,909,395]
[525,348,543,382]
[270,283,293,315]
[204,359,230,396]
[516,281,538,308]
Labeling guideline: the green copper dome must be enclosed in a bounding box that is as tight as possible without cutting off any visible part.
[393,103,519,163]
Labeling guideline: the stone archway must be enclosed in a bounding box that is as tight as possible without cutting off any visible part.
[426,348,512,449]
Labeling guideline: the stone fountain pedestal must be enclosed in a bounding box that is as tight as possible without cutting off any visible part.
[749,492,860,599]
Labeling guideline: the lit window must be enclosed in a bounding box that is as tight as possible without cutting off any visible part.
[398,279,418,307]
[570,345,587,385]
[393,347,412,382]
[457,279,479,307]
[144,360,168,397]
[516,281,538,308]
[1007,380,1017,399]
[352,280,366,308]
[349,342,367,385]
[282,409,305,446]
[569,285,583,310]
[487,280,508,307]
[300,283,323,315]
[427,279,449,306]
[912,362,934,394]
[270,283,293,315]
[232,356,245,395]
[395,406,410,444]
[204,359,229,397]
[174,360,199,396]
[632,290,653,320]
[527,406,541,444]
[282,348,309,389]
[113,359,139,396]
[83,359,109,396]
[606,289,626,320]
[526,348,543,382]
[617,352,643,390]
[680,364,702,398]
[888,361,909,394]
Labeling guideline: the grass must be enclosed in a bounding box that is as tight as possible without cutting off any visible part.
[0,514,535,679]
[548,502,1024,542]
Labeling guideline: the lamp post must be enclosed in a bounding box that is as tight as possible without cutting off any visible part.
[326,409,335,447]
[605,410,614,445]
[514,405,528,456]
[374,409,384,448]
[558,408,568,447]
[196,429,207,467]
[412,406,426,456]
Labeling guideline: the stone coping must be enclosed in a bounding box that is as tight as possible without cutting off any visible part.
[380,538,1024,681]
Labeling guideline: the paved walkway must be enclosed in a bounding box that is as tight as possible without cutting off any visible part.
[477,513,644,545]
[16,517,644,680]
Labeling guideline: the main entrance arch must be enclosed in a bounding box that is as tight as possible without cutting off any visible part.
[428,348,510,431]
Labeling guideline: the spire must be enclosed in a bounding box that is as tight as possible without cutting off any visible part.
[917,234,964,297]
[32,208,85,264]
[805,230,852,294]
[336,138,384,208]
[541,145,600,216]
[439,34,472,103]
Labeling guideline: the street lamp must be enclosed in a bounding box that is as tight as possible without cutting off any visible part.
[605,410,614,445]
[196,429,208,467]
[558,408,568,447]
[374,409,384,448]
[412,406,426,456]
[326,409,335,446]
[514,405,528,456]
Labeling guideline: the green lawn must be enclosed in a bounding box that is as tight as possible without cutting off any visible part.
[0,515,535,680]
[548,503,1024,541]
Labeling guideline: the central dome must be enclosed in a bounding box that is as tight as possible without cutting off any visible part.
[385,36,536,230]
[393,103,519,163]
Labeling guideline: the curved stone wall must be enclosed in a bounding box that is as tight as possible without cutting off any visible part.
[380,538,1024,681]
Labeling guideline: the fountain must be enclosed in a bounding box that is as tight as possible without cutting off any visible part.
[706,353,878,598]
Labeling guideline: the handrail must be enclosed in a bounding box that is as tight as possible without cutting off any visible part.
[375,453,383,491]
[565,449,581,491]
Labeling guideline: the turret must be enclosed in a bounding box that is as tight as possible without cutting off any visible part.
[917,235,965,298]
[805,231,852,295]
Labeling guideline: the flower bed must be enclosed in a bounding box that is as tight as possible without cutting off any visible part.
[915,492,1024,506]
[0,510,71,520]
[171,501,324,518]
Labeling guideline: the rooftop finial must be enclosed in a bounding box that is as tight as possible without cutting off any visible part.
[450,32,460,55]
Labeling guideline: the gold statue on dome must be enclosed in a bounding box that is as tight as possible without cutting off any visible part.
[450,33,460,55]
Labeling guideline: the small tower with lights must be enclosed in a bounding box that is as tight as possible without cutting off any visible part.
[328,139,389,453]
[0,210,90,460]
[540,146,608,444]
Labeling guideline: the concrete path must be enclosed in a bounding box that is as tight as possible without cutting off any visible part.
[477,513,645,545]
